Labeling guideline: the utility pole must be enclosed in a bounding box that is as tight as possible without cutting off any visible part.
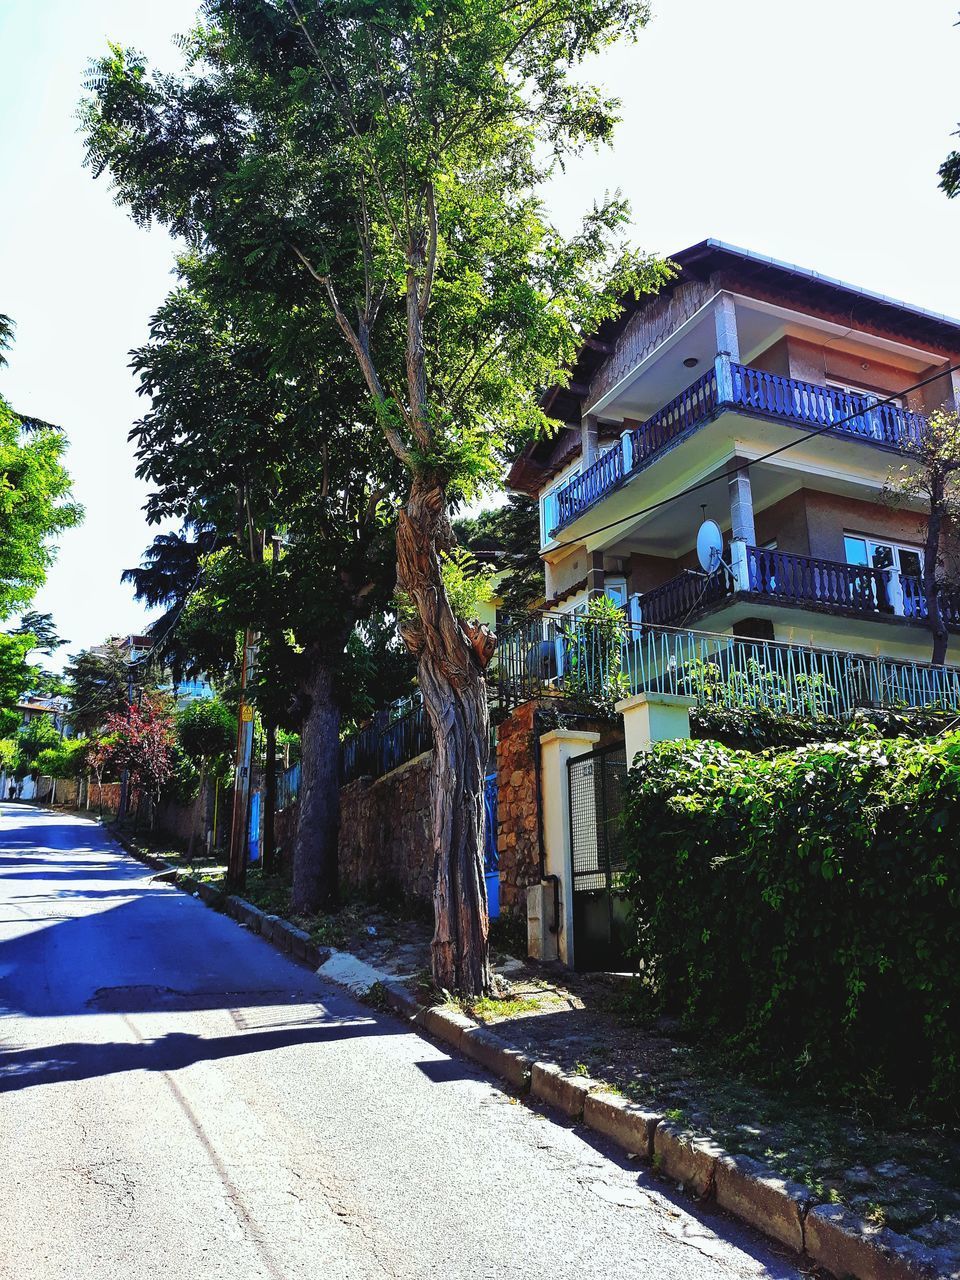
[117,666,135,822]
[227,630,259,889]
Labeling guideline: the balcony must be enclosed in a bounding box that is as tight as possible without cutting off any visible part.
[634,545,960,632]
[551,358,928,533]
[496,614,960,719]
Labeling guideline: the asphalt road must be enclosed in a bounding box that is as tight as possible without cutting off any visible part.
[0,804,803,1280]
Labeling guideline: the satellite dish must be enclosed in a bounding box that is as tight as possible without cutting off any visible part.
[696,519,724,573]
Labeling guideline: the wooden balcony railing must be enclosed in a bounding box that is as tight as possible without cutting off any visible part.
[633,548,904,628]
[629,367,719,468]
[549,357,929,532]
[555,441,624,528]
[638,568,733,627]
[729,364,926,449]
[901,575,960,629]
[746,546,888,613]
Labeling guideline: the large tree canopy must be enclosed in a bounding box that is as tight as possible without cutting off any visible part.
[0,318,80,732]
[121,261,402,906]
[0,394,81,622]
[82,0,670,992]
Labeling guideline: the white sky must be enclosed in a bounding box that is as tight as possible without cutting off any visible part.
[1,0,958,667]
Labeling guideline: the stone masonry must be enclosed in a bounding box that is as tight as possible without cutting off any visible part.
[337,751,434,902]
[495,700,542,918]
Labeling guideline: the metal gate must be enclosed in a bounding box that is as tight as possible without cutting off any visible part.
[567,743,631,971]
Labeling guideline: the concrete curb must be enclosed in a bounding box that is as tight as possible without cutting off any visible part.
[102,827,949,1280]
[372,999,949,1279]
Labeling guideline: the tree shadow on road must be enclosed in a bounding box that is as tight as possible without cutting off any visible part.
[0,1015,402,1093]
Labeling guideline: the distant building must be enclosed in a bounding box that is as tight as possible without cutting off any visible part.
[15,695,69,735]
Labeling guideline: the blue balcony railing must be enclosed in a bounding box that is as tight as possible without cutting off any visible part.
[901,575,960,630]
[555,438,624,528]
[728,363,926,448]
[630,366,720,468]
[550,357,928,532]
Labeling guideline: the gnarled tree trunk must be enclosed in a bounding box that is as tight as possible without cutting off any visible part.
[924,480,949,666]
[291,660,341,914]
[397,477,496,995]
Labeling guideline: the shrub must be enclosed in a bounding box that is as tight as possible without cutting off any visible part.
[690,698,955,752]
[621,733,960,1115]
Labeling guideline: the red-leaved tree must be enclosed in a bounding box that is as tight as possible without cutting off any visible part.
[97,696,176,827]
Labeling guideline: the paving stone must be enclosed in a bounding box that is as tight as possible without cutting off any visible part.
[530,1062,597,1121]
[805,1204,943,1280]
[281,923,311,961]
[653,1122,723,1198]
[382,981,419,1018]
[582,1090,660,1159]
[237,901,266,934]
[459,1025,532,1092]
[414,1005,476,1052]
[714,1153,808,1254]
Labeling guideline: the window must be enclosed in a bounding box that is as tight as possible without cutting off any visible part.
[844,534,923,579]
[604,576,628,610]
[827,380,903,410]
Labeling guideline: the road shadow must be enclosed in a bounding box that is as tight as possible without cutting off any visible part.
[0,1016,401,1093]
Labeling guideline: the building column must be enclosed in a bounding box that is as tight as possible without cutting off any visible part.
[728,458,755,593]
[728,462,756,544]
[586,551,605,600]
[950,366,960,414]
[581,412,599,469]
[615,692,696,767]
[535,727,601,967]
[714,293,741,361]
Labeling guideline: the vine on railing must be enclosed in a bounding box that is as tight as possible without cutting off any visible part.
[496,615,960,717]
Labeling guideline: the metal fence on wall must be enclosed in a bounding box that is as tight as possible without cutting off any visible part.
[339,698,433,786]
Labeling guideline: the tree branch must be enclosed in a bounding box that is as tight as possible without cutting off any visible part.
[292,245,413,467]
[418,183,438,319]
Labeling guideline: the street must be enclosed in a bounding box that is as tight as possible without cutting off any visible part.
[0,805,801,1280]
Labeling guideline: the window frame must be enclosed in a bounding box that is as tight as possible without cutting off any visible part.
[843,532,924,577]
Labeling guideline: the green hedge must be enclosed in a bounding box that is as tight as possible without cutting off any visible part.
[622,733,960,1114]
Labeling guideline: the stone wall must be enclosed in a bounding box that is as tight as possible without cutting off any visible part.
[261,703,625,931]
[496,700,542,917]
[89,780,123,815]
[338,751,434,901]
